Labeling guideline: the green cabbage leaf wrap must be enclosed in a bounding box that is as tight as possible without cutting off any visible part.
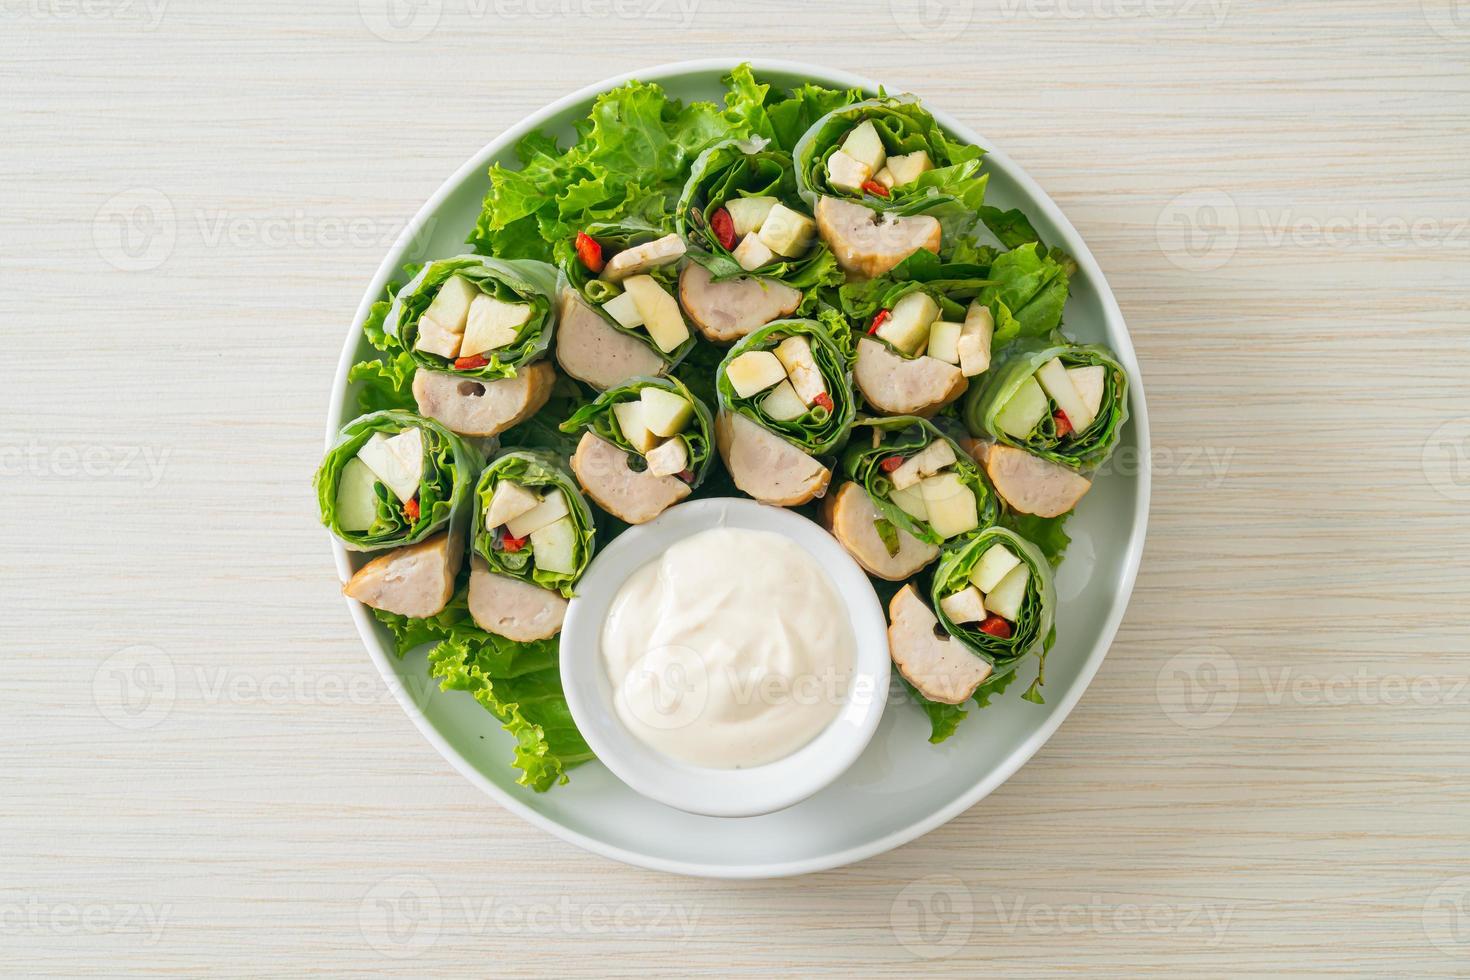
[471,450,597,596]
[551,218,695,365]
[716,312,856,456]
[381,255,558,380]
[841,415,999,546]
[315,410,483,553]
[965,340,1130,470]
[792,96,989,239]
[676,137,842,292]
[931,526,1058,704]
[559,375,715,488]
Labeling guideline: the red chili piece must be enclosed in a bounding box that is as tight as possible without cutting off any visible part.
[1053,409,1073,438]
[710,207,736,250]
[978,615,1013,639]
[402,497,420,521]
[862,180,890,198]
[813,392,834,412]
[501,531,528,553]
[880,455,904,473]
[575,231,604,273]
[453,354,489,371]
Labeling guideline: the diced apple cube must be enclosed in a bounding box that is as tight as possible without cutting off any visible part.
[984,562,1030,622]
[461,294,532,357]
[726,196,778,236]
[994,376,1049,439]
[485,479,541,530]
[758,204,816,258]
[927,320,963,365]
[506,488,569,539]
[889,482,929,522]
[622,275,690,354]
[840,120,886,173]
[1037,357,1095,433]
[334,458,379,532]
[826,149,872,193]
[639,387,693,437]
[891,438,956,491]
[644,437,688,478]
[1068,365,1106,418]
[958,304,993,377]
[871,167,896,190]
[760,380,808,422]
[939,586,987,625]
[612,400,661,454]
[876,291,940,355]
[422,275,477,333]
[733,233,775,272]
[529,517,578,576]
[414,315,463,359]
[356,429,423,504]
[725,350,787,399]
[970,544,1021,593]
[919,473,978,539]
[885,150,934,187]
[773,336,826,406]
[602,291,645,329]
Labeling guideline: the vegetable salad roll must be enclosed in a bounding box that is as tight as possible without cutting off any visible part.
[714,317,855,505]
[848,285,994,417]
[675,137,838,342]
[472,451,596,598]
[794,97,987,278]
[383,255,558,379]
[966,342,1130,471]
[560,377,714,525]
[887,527,1056,706]
[840,415,998,553]
[554,220,695,383]
[316,410,482,553]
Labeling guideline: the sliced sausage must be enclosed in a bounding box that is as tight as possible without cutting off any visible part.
[467,557,567,642]
[678,262,802,343]
[985,444,1092,517]
[412,361,555,438]
[821,482,938,581]
[888,584,993,705]
[852,336,968,417]
[570,431,691,525]
[714,409,830,507]
[555,290,667,391]
[601,233,686,282]
[814,196,942,279]
[343,532,458,619]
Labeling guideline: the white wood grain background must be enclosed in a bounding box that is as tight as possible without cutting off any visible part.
[4,0,1470,974]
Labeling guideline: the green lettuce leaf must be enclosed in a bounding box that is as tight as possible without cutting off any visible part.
[978,243,1070,348]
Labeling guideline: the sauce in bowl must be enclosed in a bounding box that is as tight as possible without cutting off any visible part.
[601,527,856,769]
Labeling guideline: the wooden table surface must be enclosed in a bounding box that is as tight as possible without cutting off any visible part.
[5,0,1469,974]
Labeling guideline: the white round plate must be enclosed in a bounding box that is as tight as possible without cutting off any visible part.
[328,59,1151,878]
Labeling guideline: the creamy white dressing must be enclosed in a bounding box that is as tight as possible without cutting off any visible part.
[601,527,855,769]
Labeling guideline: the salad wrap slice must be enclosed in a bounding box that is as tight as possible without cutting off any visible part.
[471,450,597,597]
[381,255,559,380]
[793,96,988,227]
[553,218,695,366]
[676,137,841,292]
[841,415,998,548]
[715,314,856,456]
[315,410,483,553]
[965,340,1129,470]
[930,526,1057,703]
[560,376,715,488]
